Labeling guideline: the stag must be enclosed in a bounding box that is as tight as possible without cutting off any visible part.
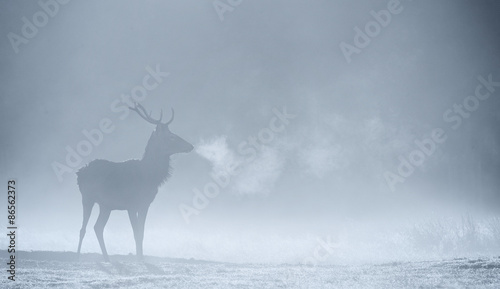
[76,103,193,261]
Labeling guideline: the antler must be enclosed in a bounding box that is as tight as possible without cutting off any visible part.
[129,103,174,126]
[166,108,174,125]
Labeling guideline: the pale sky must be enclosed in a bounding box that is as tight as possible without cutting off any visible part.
[1,0,499,263]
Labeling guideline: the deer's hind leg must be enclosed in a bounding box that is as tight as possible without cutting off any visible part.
[77,198,94,256]
[94,205,111,262]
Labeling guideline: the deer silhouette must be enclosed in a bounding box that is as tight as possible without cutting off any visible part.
[76,103,193,261]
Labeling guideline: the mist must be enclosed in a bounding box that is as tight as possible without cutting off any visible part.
[1,0,500,274]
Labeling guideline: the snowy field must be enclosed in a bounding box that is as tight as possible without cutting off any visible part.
[1,251,500,288]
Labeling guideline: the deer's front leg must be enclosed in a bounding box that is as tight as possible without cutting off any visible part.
[128,209,143,259]
[128,209,138,238]
[136,206,149,260]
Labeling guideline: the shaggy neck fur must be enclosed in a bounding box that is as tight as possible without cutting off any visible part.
[140,132,172,188]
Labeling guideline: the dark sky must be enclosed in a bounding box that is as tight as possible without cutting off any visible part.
[0,0,499,263]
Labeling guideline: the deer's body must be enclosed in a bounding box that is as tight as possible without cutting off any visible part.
[76,104,193,261]
[77,159,165,210]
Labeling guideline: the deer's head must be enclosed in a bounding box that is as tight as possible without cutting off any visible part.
[130,103,194,157]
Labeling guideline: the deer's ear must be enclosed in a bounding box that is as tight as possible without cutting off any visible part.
[160,123,170,132]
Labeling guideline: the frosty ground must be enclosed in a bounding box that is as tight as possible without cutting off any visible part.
[1,251,500,288]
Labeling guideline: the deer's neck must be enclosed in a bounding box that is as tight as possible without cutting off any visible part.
[140,146,172,188]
